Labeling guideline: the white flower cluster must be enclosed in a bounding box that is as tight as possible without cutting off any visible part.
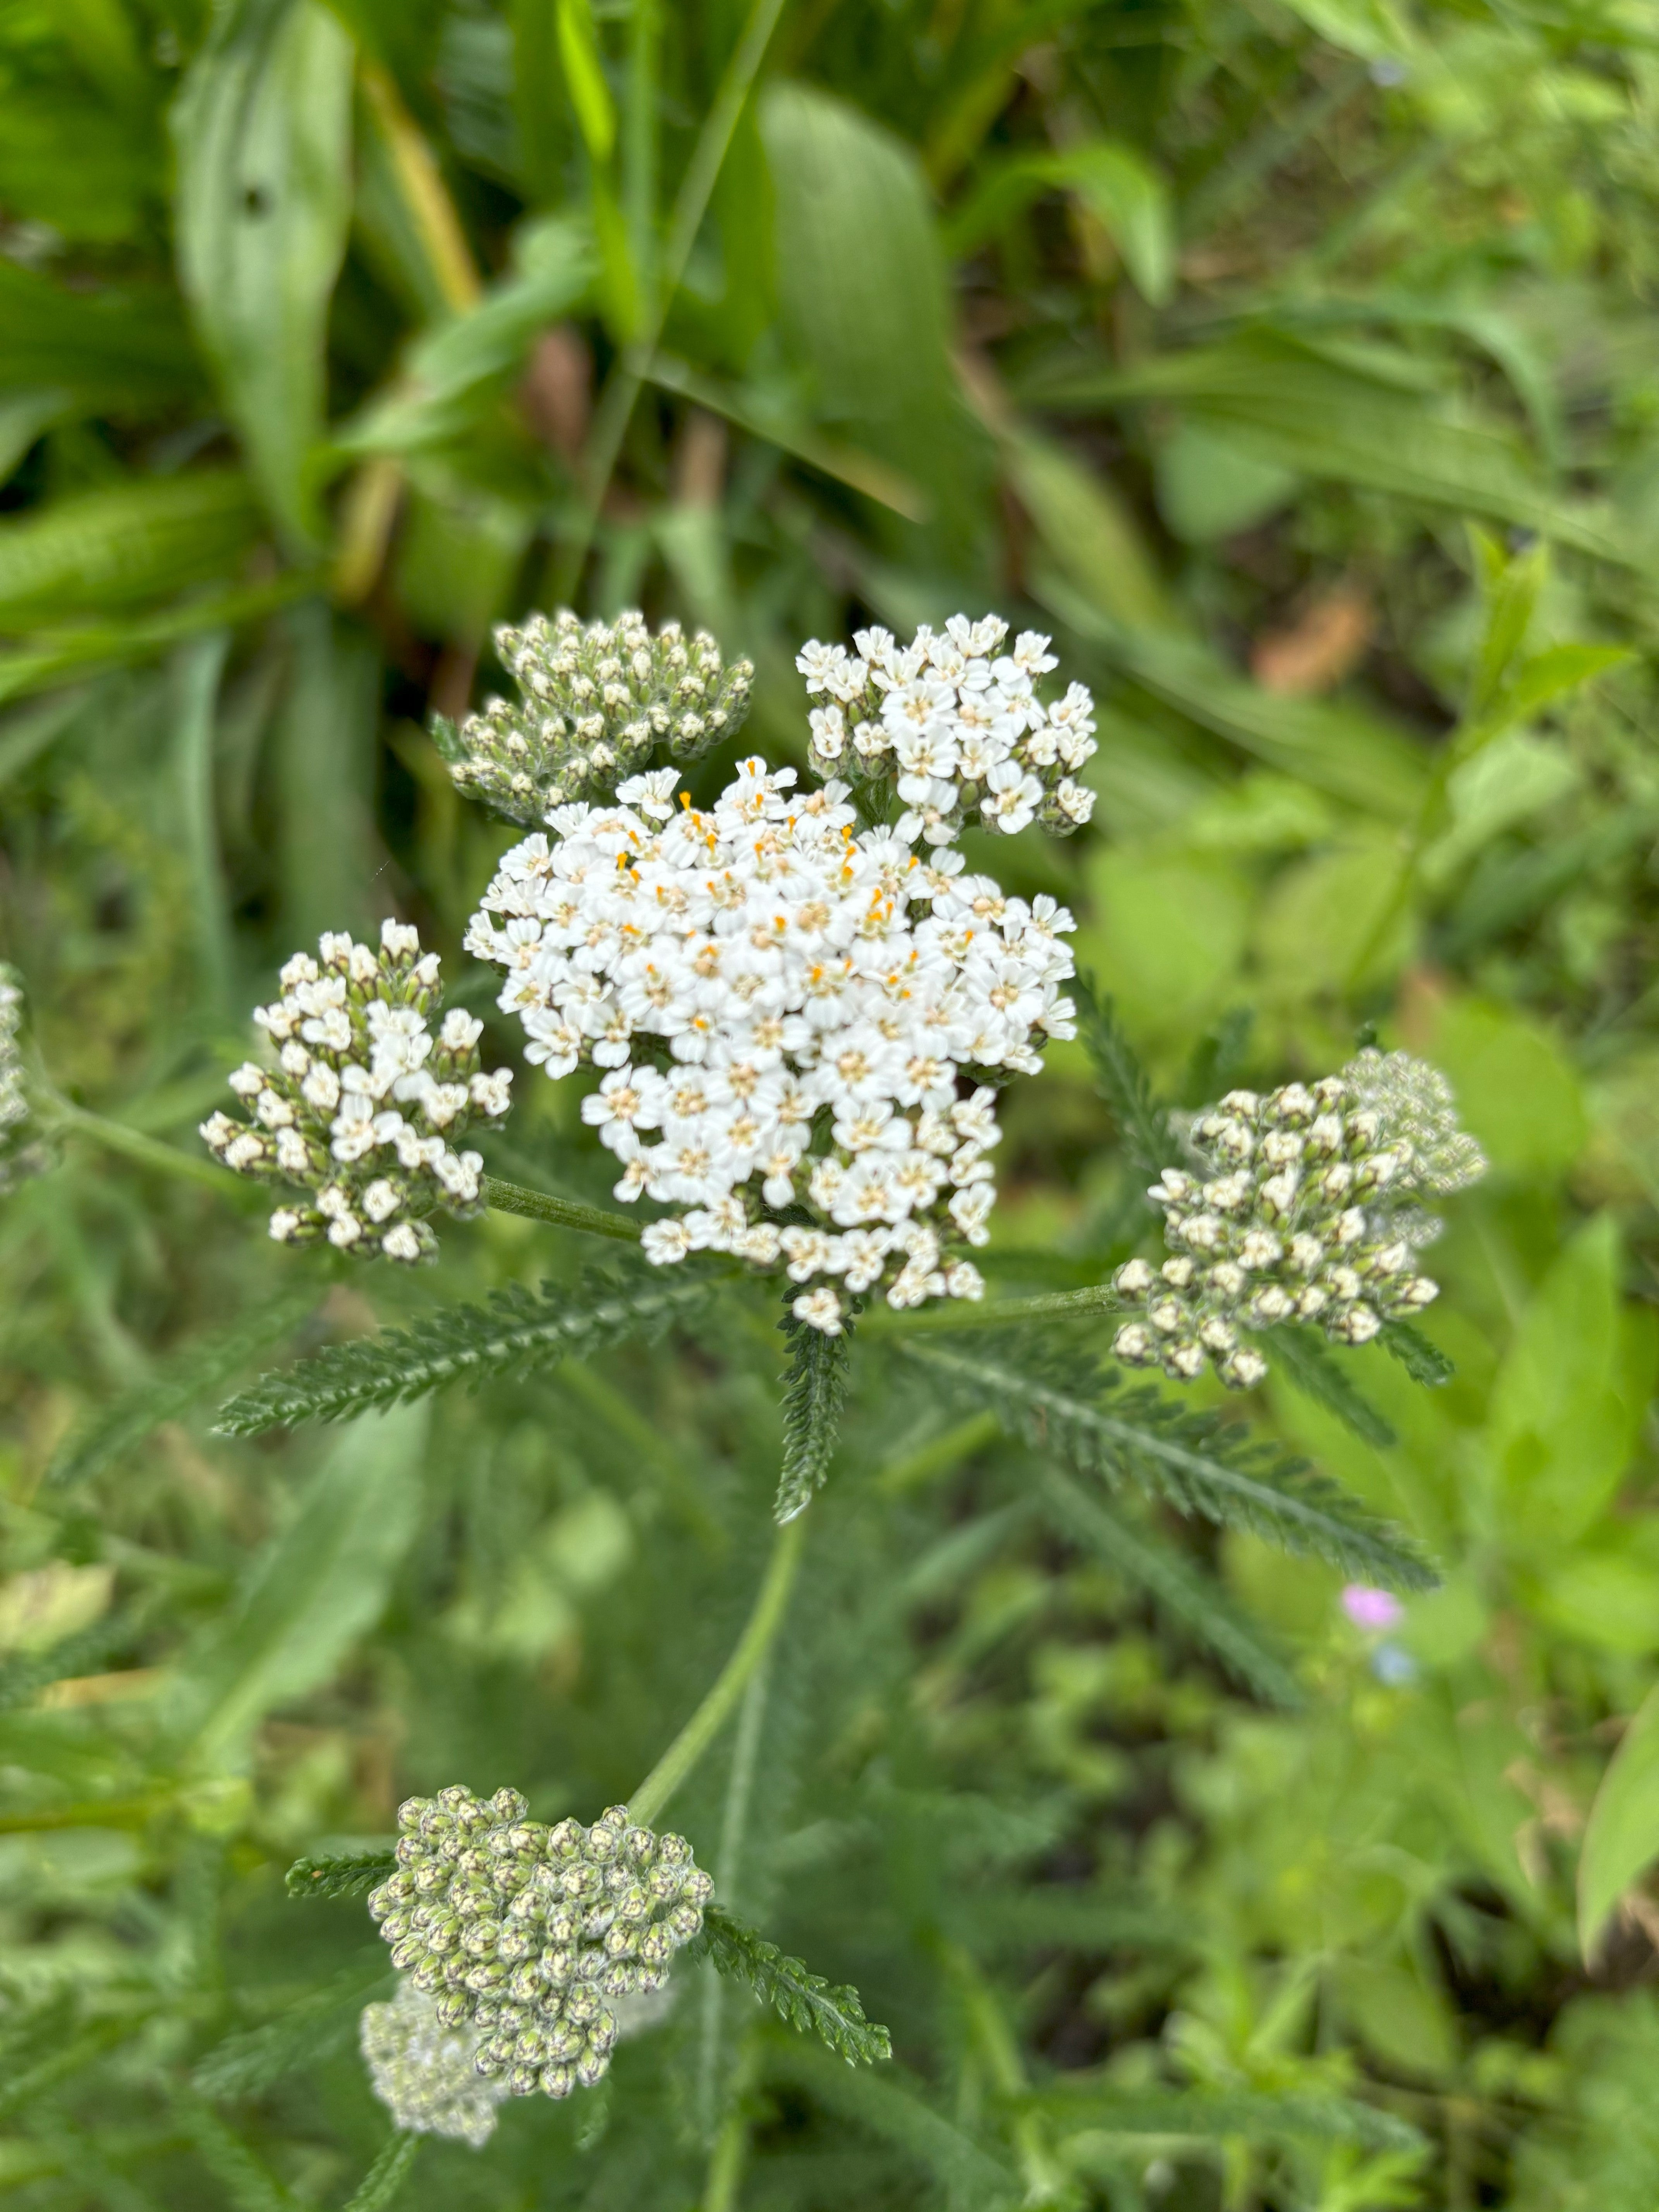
[361,1978,509,2148]
[796,613,1097,844]
[0,968,50,1194]
[368,1788,711,2104]
[465,756,1077,1331]
[436,608,754,827]
[200,922,514,1262]
[1112,1055,1484,1388]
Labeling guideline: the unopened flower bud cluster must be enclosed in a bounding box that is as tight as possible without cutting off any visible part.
[367,1787,711,2103]
[465,756,1078,1333]
[360,1977,509,2147]
[200,923,513,1262]
[0,969,50,1194]
[796,613,1097,844]
[436,609,754,827]
[1112,1054,1486,1388]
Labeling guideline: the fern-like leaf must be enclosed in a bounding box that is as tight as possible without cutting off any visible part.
[0,1618,134,1714]
[1034,1466,1303,1708]
[49,1286,319,1486]
[774,1310,855,1523]
[1271,1327,1397,1449]
[215,1265,716,1436]
[1073,972,1173,1178]
[340,2131,420,2212]
[900,1334,1436,1591]
[285,1848,397,1901]
[693,1904,891,2066]
[1381,1318,1455,1386]
[193,1964,388,2097]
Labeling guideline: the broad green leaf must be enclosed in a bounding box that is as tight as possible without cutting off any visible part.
[1485,1214,1655,1550]
[0,473,264,633]
[1077,848,1250,1048]
[1045,578,1427,818]
[1424,729,1580,886]
[1277,0,1412,60]
[1031,333,1633,567]
[173,0,355,550]
[1419,994,1587,1179]
[1580,1683,1659,1961]
[175,1403,429,1765]
[760,80,986,533]
[947,141,1175,304]
[393,467,536,646]
[1000,424,1176,632]
[1154,420,1300,543]
[1468,529,1546,717]
[0,394,66,489]
[0,575,306,706]
[1254,831,1415,997]
[0,262,200,412]
[339,214,596,457]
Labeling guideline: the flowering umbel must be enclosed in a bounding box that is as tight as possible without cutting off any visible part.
[360,1977,509,2147]
[434,608,755,827]
[200,922,514,1261]
[465,754,1077,1330]
[367,1788,711,2102]
[797,614,1097,844]
[0,968,50,1193]
[1112,1052,1486,1387]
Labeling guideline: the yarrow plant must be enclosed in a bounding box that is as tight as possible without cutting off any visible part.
[199,921,514,1262]
[177,606,1491,2176]
[367,1788,711,2102]
[433,608,755,827]
[797,613,1097,845]
[1111,1049,1487,1387]
[464,753,1077,1331]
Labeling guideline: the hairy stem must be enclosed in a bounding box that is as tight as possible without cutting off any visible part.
[481,1173,643,1242]
[629,1516,805,1829]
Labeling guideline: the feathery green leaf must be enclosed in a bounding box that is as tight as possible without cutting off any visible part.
[1381,1318,1456,1386]
[694,1904,891,2066]
[285,1848,397,1901]
[1072,972,1172,1178]
[193,1964,389,2097]
[774,1308,855,1522]
[214,1266,715,1434]
[49,1286,318,1486]
[1271,1326,1398,1448]
[1034,1465,1304,1707]
[902,1334,1436,1590]
[339,2131,421,2212]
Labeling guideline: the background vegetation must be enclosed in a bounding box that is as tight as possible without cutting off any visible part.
[2,0,1659,2202]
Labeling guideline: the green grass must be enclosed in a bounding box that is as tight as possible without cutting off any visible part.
[1,0,1658,2204]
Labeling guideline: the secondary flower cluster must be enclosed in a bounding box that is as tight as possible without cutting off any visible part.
[436,608,755,827]
[367,1787,712,2104]
[361,1978,509,2147]
[199,922,514,1262]
[465,757,1078,1332]
[0,968,50,1194]
[796,613,1097,845]
[1112,1052,1486,1388]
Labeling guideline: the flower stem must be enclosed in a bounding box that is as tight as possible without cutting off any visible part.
[46,1100,241,1193]
[860,1281,1127,1335]
[480,1173,642,1243]
[628,1515,805,1830]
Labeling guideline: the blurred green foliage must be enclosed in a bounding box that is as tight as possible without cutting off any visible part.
[2,0,1659,2203]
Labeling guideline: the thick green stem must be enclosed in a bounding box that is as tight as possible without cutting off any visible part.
[629,1515,805,1829]
[481,1173,642,1243]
